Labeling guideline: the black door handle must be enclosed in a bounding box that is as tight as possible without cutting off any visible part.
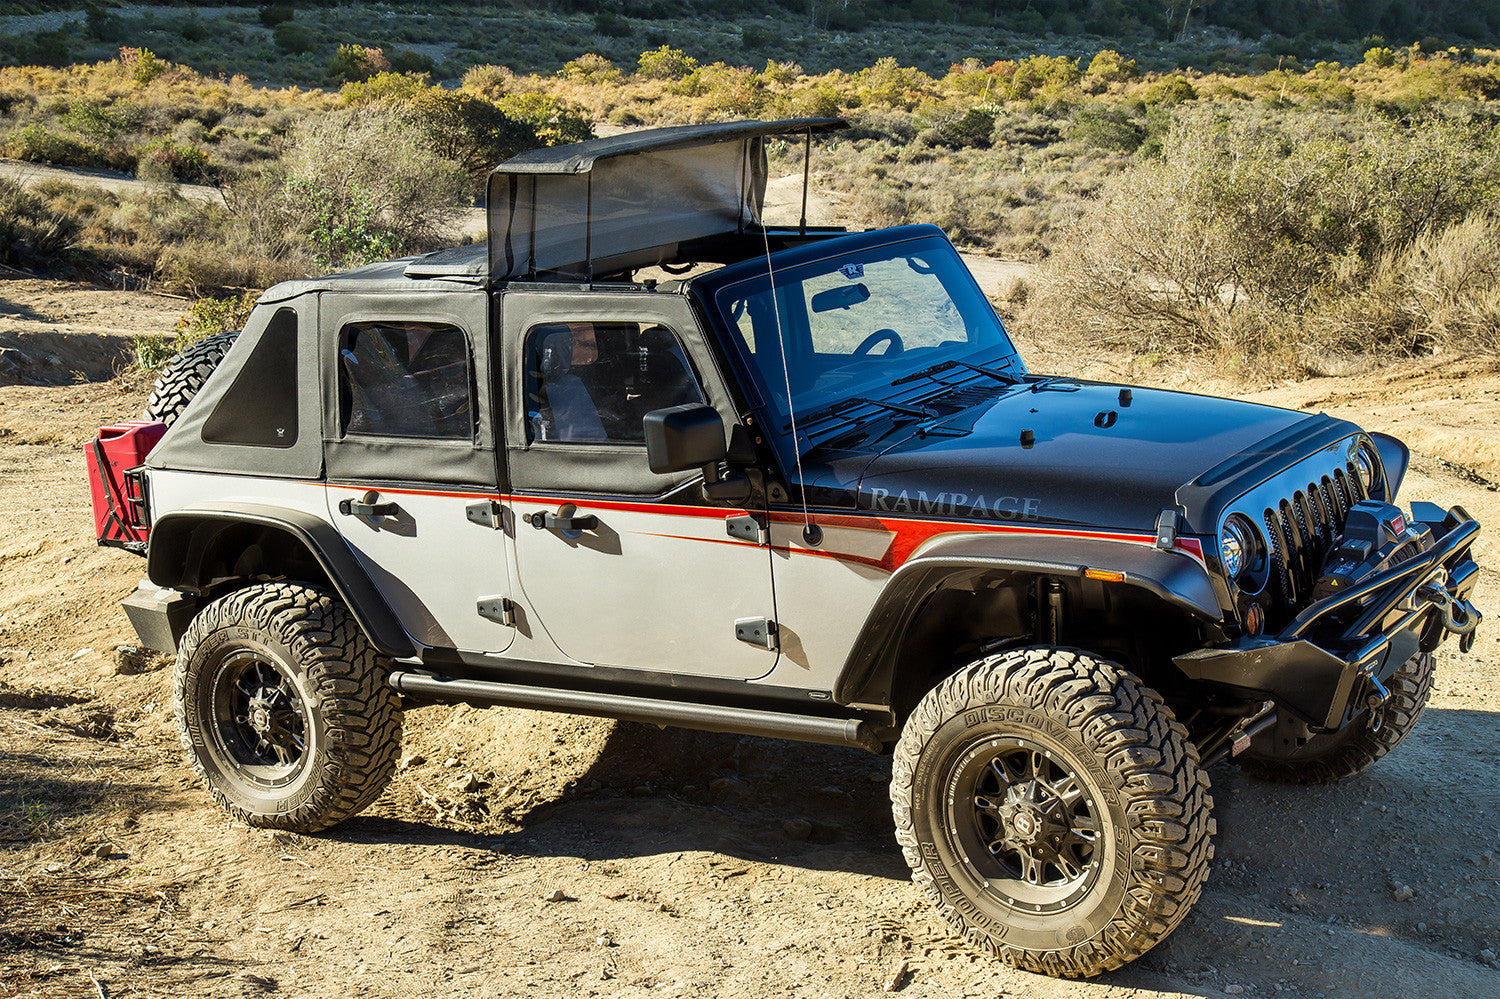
[526,510,597,532]
[339,498,400,518]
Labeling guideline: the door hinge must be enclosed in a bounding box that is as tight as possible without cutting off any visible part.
[734,617,778,651]
[477,596,516,626]
[726,513,768,545]
[466,499,504,530]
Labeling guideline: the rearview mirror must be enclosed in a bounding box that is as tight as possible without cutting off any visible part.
[644,404,728,474]
[810,282,870,313]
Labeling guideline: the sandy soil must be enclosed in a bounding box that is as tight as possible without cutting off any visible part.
[1,275,1498,999]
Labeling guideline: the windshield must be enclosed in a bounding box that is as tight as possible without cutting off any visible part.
[711,235,1019,441]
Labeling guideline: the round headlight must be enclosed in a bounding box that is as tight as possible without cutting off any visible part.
[1220,514,1263,585]
[1351,446,1373,493]
[1220,524,1246,577]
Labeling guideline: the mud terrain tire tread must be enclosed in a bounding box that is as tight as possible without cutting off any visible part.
[144,329,239,427]
[891,647,1214,978]
[174,582,401,833]
[1238,651,1434,785]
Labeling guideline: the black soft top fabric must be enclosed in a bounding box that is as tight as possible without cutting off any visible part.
[490,118,846,176]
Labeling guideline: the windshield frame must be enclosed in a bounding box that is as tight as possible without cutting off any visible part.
[689,225,1024,469]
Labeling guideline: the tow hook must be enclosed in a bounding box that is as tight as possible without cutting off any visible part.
[1362,671,1391,731]
[1417,579,1483,653]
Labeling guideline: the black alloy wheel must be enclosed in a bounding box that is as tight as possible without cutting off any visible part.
[950,736,1105,916]
[210,650,309,785]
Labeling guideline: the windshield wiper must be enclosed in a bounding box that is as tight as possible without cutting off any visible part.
[789,396,935,434]
[891,357,1020,387]
[954,360,1022,384]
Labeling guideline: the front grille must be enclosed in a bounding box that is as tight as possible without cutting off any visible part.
[1261,464,1367,615]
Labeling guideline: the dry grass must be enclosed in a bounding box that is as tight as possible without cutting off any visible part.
[1022,106,1500,370]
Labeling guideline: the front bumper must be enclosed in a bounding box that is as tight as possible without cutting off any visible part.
[1174,504,1481,731]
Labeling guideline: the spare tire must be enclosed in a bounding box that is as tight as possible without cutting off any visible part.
[143,329,239,427]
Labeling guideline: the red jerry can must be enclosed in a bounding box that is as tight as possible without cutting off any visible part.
[86,420,167,550]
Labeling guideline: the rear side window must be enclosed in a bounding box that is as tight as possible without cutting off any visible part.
[202,308,298,448]
[339,321,474,439]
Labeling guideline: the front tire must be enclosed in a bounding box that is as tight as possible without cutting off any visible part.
[891,647,1214,978]
[173,582,402,832]
[1238,651,1434,784]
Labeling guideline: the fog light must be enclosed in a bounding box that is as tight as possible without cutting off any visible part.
[1244,602,1265,636]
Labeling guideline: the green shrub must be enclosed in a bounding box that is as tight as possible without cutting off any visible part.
[328,44,390,83]
[742,24,775,49]
[494,92,593,146]
[118,47,166,86]
[259,4,296,28]
[173,13,212,43]
[60,101,117,142]
[1026,108,1500,365]
[339,70,428,105]
[281,104,469,258]
[415,90,542,179]
[388,49,435,75]
[137,139,210,182]
[0,177,78,273]
[1068,105,1145,153]
[1365,47,1397,69]
[562,53,621,83]
[594,11,632,37]
[1143,75,1198,105]
[134,291,259,371]
[923,105,999,148]
[285,179,400,271]
[1085,50,1138,85]
[637,45,698,81]
[273,22,314,53]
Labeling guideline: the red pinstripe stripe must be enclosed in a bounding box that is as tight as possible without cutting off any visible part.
[319,482,1208,572]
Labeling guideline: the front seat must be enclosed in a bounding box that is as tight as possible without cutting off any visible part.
[531,325,606,442]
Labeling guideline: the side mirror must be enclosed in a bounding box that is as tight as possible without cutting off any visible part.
[644,404,728,474]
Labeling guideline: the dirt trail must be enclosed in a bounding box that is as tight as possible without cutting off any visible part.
[1,277,1497,999]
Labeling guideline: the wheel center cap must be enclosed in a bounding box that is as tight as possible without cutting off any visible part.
[1012,812,1037,837]
[248,704,271,734]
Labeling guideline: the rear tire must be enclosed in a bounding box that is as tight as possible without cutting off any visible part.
[891,647,1214,978]
[1238,651,1434,784]
[173,582,401,832]
[144,329,238,427]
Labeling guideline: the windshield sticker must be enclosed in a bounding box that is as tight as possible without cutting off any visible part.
[839,263,864,280]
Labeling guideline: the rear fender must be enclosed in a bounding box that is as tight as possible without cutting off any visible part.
[147,502,416,658]
[833,531,1221,710]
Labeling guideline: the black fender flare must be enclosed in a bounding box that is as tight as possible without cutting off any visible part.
[146,502,417,659]
[833,531,1222,707]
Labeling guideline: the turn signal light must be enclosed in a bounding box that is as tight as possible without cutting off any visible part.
[1244,602,1265,636]
[1084,568,1126,582]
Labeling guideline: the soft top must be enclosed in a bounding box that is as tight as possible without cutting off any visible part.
[487,117,847,281]
[491,118,845,176]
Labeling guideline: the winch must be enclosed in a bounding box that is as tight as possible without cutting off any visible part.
[1311,500,1431,603]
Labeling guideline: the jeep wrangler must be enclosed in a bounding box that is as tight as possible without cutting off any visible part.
[88,119,1483,978]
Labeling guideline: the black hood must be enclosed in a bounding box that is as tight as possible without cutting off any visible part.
[824,381,1339,533]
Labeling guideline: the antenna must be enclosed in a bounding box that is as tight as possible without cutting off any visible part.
[799,129,811,235]
[760,224,819,547]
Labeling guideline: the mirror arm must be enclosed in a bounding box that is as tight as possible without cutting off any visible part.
[702,461,753,505]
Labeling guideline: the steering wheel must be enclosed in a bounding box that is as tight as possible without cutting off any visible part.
[852,328,903,358]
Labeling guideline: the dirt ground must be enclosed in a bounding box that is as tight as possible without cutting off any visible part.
[1,274,1498,999]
